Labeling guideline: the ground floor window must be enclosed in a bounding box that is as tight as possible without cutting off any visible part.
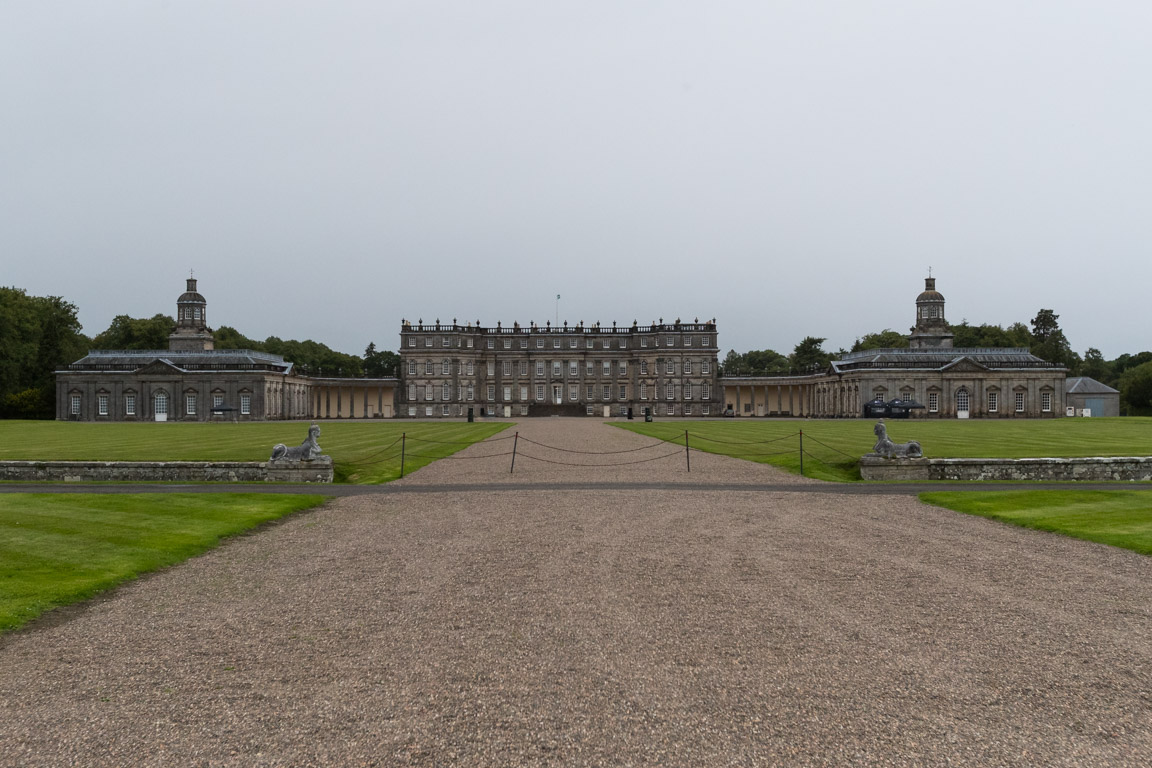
[569,384,578,401]
[536,384,544,401]
[1042,391,1052,412]
[442,404,450,416]
[640,383,648,400]
[154,392,169,416]
[519,404,528,415]
[956,389,969,413]
[240,394,251,415]
[928,392,938,412]
[408,406,416,417]
[987,391,998,412]
[702,384,711,400]
[487,384,495,401]
[125,394,136,415]
[619,385,627,400]
[213,394,225,409]
[98,394,108,416]
[1015,392,1025,413]
[425,406,433,417]
[702,405,710,415]
[503,386,511,402]
[70,395,81,415]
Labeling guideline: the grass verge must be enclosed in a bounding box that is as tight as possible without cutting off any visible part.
[0,493,325,633]
[920,490,1152,556]
[617,417,1152,482]
[0,421,510,483]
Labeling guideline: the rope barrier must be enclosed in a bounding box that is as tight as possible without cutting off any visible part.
[403,450,515,460]
[516,435,671,455]
[514,448,686,467]
[800,434,859,459]
[339,436,404,465]
[405,433,517,445]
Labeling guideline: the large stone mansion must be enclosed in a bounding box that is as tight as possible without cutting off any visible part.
[57,276,1069,421]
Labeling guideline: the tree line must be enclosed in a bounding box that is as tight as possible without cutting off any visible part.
[0,287,399,419]
[3,287,1151,417]
[720,309,1152,415]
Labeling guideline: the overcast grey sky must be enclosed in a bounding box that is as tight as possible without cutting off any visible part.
[3,1,1149,359]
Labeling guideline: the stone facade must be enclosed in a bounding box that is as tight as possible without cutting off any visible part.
[860,456,1152,482]
[0,459,333,483]
[397,319,721,418]
[1065,377,1121,417]
[722,278,1067,419]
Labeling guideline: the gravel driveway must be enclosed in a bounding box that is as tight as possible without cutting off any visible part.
[2,418,1151,766]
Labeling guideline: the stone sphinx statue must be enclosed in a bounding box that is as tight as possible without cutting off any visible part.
[270,424,327,462]
[869,420,923,459]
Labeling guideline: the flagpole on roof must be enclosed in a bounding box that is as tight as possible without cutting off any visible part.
[555,294,560,327]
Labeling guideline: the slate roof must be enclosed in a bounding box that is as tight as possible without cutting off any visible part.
[62,349,294,374]
[831,347,1062,374]
[1065,376,1120,395]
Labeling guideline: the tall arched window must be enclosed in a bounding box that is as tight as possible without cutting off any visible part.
[956,388,970,413]
[154,391,169,416]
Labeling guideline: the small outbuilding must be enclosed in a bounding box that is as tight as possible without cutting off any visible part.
[1064,377,1120,417]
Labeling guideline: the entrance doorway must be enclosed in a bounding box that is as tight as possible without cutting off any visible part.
[956,388,970,419]
[553,385,562,405]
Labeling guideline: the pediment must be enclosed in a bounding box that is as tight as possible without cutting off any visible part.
[941,356,990,374]
[134,359,184,375]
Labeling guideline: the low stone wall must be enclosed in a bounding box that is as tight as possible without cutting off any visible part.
[0,458,333,484]
[860,456,1152,482]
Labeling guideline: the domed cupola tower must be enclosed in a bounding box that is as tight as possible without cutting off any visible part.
[908,276,954,349]
[168,275,215,351]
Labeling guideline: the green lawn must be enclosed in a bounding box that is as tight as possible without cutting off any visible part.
[0,421,510,483]
[0,493,325,632]
[617,417,1152,482]
[921,490,1152,556]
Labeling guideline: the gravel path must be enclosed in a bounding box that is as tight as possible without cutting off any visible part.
[3,419,1152,766]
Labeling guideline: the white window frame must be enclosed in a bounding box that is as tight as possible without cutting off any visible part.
[641,337,648,348]
[570,361,579,376]
[640,360,648,375]
[569,338,577,348]
[569,384,579,401]
[125,393,136,416]
[666,360,675,375]
[408,337,416,347]
[503,361,512,376]
[702,361,711,374]
[519,361,528,376]
[586,361,594,375]
[503,339,511,349]
[486,338,494,349]
[185,394,197,416]
[536,337,544,348]
[70,394,81,415]
[536,361,545,377]
[552,361,562,376]
[553,338,560,349]
[467,361,475,375]
[442,360,451,375]
[487,384,496,401]
[1015,392,1025,413]
[928,392,939,413]
[408,384,417,400]
[424,336,433,347]
[684,360,692,375]
[535,384,545,401]
[467,385,474,401]
[1042,391,1053,412]
[425,386,433,401]
[487,361,495,376]
[620,339,627,349]
[442,383,451,401]
[603,361,611,375]
[667,336,675,347]
[240,394,251,415]
[987,392,998,413]
[408,360,416,375]
[503,386,512,402]
[618,361,627,375]
[425,361,433,375]
[666,385,675,400]
[702,384,711,400]
[586,339,593,349]
[519,385,528,401]
[640,383,648,400]
[603,384,611,400]
[98,394,108,416]
[213,394,224,409]
[619,385,627,400]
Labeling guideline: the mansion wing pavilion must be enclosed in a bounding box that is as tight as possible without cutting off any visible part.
[58,275,1069,421]
[721,277,1068,418]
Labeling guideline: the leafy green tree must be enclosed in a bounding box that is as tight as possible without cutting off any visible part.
[1080,348,1111,384]
[363,342,400,377]
[1119,361,1152,416]
[213,325,264,350]
[0,287,88,418]
[790,336,831,374]
[1029,309,1078,369]
[852,329,908,352]
[91,314,175,350]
